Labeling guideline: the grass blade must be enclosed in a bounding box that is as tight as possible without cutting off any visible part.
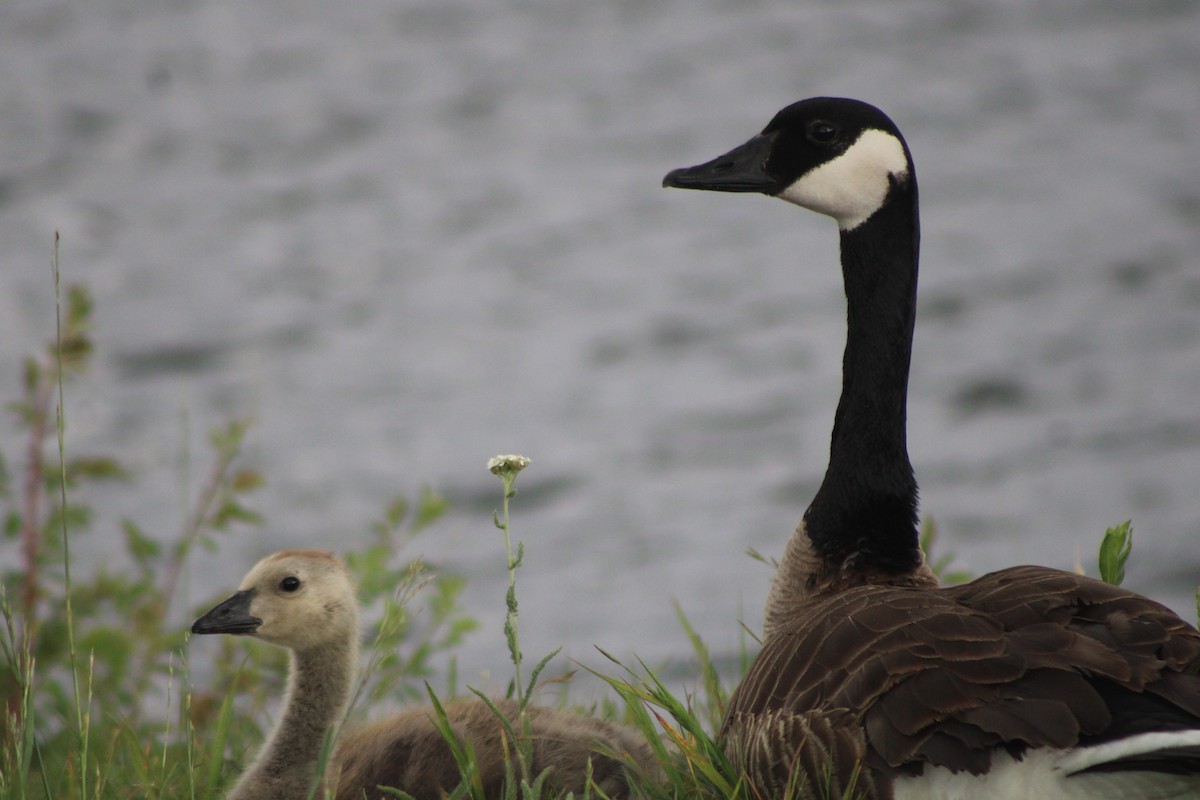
[202,672,238,799]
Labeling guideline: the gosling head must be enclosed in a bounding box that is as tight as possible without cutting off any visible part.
[662,96,913,231]
[192,550,359,653]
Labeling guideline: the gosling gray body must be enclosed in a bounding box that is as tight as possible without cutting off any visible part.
[192,550,655,799]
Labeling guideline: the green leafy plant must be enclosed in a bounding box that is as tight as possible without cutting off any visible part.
[344,488,475,710]
[918,517,971,586]
[591,639,741,800]
[474,454,560,796]
[1097,520,1133,587]
[0,246,273,799]
[486,454,541,708]
[416,454,658,800]
[0,246,479,799]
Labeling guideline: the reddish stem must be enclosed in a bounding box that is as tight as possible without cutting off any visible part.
[18,377,52,654]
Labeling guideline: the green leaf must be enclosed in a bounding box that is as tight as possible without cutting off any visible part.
[0,448,10,500]
[1098,520,1133,586]
[202,677,238,800]
[504,618,518,659]
[674,601,723,722]
[22,357,40,397]
[123,520,161,570]
[210,499,263,529]
[57,333,93,370]
[4,511,20,540]
[523,647,562,703]
[78,626,135,686]
[412,488,449,533]
[66,284,93,332]
[425,684,486,800]
[375,495,409,538]
[66,456,130,483]
[209,419,251,455]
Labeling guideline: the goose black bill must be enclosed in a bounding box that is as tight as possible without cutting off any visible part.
[662,133,779,193]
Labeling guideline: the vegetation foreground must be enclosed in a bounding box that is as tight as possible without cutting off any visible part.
[0,259,748,800]
[3,255,1192,799]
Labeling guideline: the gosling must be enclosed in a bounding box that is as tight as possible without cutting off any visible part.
[191,549,656,799]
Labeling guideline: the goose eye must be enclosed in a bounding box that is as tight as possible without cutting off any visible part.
[808,122,837,144]
[280,576,301,592]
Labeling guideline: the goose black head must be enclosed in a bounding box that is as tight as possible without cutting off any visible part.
[663,97,914,231]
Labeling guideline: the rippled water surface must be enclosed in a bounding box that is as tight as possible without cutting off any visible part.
[3,0,1199,690]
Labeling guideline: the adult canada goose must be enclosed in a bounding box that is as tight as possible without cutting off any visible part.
[663,97,1200,799]
[191,550,655,799]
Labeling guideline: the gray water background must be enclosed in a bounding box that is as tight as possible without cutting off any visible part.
[2,0,1199,698]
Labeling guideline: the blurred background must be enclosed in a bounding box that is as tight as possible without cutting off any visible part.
[2,0,1198,693]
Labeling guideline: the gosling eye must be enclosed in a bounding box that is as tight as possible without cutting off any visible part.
[808,122,838,144]
[280,576,301,592]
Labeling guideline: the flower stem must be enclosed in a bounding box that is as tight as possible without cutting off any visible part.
[486,456,532,709]
[497,471,524,707]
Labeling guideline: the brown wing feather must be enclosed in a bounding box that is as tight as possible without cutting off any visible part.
[727,707,880,800]
[722,565,1200,792]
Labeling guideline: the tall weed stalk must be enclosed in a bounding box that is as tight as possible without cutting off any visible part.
[52,231,93,799]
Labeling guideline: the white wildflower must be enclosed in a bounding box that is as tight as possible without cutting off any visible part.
[487,454,531,476]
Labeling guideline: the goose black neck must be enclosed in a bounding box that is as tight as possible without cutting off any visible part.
[804,177,922,575]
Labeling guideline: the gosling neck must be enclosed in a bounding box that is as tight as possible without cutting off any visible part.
[229,633,359,800]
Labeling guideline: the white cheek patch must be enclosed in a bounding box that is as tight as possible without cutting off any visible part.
[777,129,910,231]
